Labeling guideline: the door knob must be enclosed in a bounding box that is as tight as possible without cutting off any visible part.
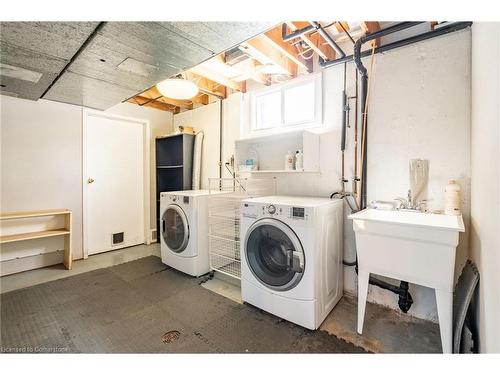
[87,178,95,184]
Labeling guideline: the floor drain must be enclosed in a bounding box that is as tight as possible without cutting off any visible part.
[162,330,181,344]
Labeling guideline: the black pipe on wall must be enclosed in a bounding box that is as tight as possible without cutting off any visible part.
[353,22,424,209]
[319,22,472,69]
[338,22,444,313]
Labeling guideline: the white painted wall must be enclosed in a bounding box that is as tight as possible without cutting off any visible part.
[174,102,221,189]
[0,96,83,266]
[236,29,471,322]
[470,22,500,353]
[173,93,242,188]
[222,93,242,179]
[0,96,172,263]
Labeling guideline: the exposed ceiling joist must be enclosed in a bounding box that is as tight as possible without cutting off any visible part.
[262,26,312,72]
[240,36,298,78]
[286,21,336,61]
[188,63,246,93]
[128,95,179,113]
[232,58,270,85]
[191,94,210,105]
[183,71,227,99]
[334,21,350,33]
[158,97,193,110]
[361,22,381,46]
[141,86,193,109]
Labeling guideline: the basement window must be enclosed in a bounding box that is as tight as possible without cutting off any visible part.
[249,73,322,135]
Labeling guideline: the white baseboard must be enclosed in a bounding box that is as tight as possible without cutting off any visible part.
[1,250,64,276]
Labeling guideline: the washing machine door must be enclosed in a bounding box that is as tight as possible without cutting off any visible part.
[162,204,189,253]
[245,218,305,291]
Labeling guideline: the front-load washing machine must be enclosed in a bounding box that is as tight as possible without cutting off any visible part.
[160,190,217,276]
[240,195,343,329]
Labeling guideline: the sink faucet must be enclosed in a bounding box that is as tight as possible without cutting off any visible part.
[394,190,413,209]
[394,191,428,212]
[394,197,409,210]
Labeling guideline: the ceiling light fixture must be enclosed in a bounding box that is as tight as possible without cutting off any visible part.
[156,78,198,100]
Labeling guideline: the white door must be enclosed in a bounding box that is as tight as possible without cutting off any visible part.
[84,113,145,255]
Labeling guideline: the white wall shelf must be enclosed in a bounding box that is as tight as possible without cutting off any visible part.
[239,169,321,174]
[235,130,320,174]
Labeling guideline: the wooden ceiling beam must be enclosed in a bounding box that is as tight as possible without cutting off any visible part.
[143,87,193,109]
[361,22,381,46]
[334,21,350,33]
[263,26,311,72]
[157,96,193,110]
[188,64,246,93]
[190,93,210,105]
[240,35,298,78]
[232,58,271,85]
[128,96,179,113]
[287,21,336,61]
[183,71,228,99]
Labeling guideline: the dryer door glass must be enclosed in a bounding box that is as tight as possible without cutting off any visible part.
[245,219,304,291]
[162,205,189,253]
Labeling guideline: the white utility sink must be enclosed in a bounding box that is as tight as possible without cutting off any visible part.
[349,208,465,353]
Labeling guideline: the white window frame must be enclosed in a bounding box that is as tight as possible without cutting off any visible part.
[247,72,323,137]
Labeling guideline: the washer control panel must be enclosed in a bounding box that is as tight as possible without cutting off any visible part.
[159,194,190,206]
[241,203,310,221]
[261,204,284,217]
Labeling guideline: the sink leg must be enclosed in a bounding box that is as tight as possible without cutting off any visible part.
[357,269,370,335]
[435,289,453,353]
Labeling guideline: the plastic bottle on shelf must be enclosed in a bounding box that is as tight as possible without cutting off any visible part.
[285,151,294,170]
[444,179,461,216]
[295,149,304,171]
[246,148,259,171]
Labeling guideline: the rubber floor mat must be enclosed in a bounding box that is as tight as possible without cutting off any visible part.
[1,256,365,353]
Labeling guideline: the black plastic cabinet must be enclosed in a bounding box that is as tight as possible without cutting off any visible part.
[155,133,194,241]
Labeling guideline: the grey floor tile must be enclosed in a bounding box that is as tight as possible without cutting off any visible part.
[158,284,243,330]
[108,256,167,282]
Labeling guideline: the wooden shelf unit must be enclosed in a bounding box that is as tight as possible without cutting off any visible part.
[0,209,72,271]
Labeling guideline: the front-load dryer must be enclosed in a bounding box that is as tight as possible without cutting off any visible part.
[240,195,343,329]
[160,190,216,276]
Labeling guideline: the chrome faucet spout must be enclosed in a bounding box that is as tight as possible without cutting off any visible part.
[407,189,414,209]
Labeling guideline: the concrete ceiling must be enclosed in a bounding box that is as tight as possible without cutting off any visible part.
[0,22,275,110]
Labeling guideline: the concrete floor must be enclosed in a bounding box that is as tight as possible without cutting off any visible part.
[1,244,441,353]
[202,275,442,353]
[321,296,442,353]
[0,244,161,294]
